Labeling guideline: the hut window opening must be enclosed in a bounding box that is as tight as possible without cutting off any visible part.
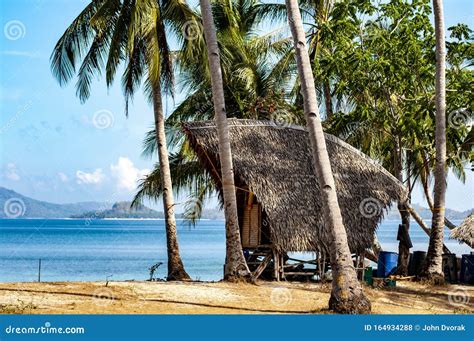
[241,192,261,248]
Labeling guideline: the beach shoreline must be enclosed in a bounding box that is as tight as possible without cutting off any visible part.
[0,280,472,315]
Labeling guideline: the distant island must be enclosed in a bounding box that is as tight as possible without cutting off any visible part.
[383,203,473,222]
[0,186,471,220]
[71,201,164,219]
[0,187,108,218]
[0,187,224,220]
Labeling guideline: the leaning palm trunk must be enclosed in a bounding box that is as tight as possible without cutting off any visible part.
[199,0,250,280]
[394,143,411,275]
[285,0,370,313]
[421,169,456,230]
[152,83,190,281]
[422,0,447,282]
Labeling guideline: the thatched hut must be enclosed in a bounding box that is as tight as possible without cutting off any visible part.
[183,119,406,279]
[451,214,474,248]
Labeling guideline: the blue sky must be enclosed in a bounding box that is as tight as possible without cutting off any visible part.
[0,0,473,211]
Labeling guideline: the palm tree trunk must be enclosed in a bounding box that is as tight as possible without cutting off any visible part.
[199,0,250,281]
[152,82,190,281]
[407,204,451,254]
[394,140,411,275]
[421,161,456,230]
[422,0,447,283]
[285,0,370,313]
[323,81,333,119]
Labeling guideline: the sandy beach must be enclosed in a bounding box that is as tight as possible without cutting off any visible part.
[0,280,472,315]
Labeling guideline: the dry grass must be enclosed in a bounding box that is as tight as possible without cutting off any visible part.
[0,280,472,315]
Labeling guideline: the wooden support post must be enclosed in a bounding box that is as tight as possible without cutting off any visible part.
[273,249,280,281]
[38,258,41,283]
[358,252,366,281]
[322,253,326,274]
[280,254,285,280]
[252,253,272,281]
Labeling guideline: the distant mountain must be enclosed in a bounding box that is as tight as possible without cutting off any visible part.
[385,203,473,221]
[1,186,469,221]
[0,187,108,218]
[199,208,224,220]
[71,201,164,219]
[0,187,223,220]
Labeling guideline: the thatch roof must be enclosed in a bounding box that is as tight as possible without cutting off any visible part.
[183,119,406,254]
[451,214,474,248]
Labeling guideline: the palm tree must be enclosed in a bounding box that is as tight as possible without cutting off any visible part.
[422,0,447,282]
[51,0,193,281]
[134,0,297,222]
[285,0,370,313]
[256,0,342,118]
[198,0,250,280]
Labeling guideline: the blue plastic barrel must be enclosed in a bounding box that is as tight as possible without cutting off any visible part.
[460,254,474,284]
[377,251,398,278]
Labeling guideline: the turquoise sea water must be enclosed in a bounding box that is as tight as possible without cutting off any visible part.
[0,219,470,282]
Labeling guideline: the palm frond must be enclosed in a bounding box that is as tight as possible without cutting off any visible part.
[50,0,106,86]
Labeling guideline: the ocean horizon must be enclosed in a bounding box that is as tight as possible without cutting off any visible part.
[0,218,471,283]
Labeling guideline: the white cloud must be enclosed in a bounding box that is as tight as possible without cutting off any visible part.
[58,172,69,182]
[76,169,104,185]
[110,157,150,192]
[1,50,41,58]
[5,163,20,181]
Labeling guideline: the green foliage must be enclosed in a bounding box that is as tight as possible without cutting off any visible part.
[50,0,196,114]
[323,0,472,194]
[135,0,302,221]
[54,0,472,220]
